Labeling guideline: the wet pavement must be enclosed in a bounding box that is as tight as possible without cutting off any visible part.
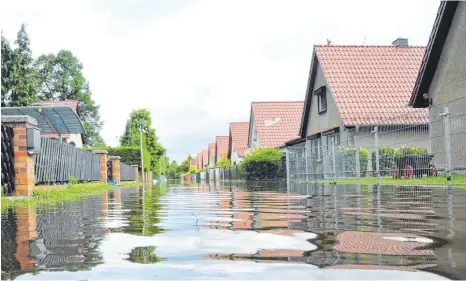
[1,181,465,280]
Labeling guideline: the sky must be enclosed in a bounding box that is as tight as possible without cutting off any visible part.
[1,0,440,163]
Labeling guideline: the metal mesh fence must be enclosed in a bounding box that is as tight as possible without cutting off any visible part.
[287,98,466,186]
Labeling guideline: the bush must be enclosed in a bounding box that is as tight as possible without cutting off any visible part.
[240,148,285,180]
[344,147,369,177]
[372,146,429,175]
[216,156,232,168]
[371,147,396,176]
[68,176,78,185]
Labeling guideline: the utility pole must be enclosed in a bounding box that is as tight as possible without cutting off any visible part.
[140,126,145,184]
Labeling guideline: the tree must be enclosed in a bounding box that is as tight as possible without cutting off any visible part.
[1,32,14,106]
[1,25,38,106]
[177,154,192,174]
[34,50,105,147]
[167,161,179,179]
[120,109,166,171]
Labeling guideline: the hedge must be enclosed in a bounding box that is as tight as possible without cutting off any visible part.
[344,147,369,177]
[240,148,286,180]
[371,146,429,175]
[84,146,151,171]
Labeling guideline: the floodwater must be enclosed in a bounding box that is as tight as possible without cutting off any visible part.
[1,181,465,280]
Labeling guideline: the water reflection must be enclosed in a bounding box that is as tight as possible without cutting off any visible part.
[1,182,465,280]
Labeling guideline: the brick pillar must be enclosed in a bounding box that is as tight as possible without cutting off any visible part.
[109,156,121,183]
[16,206,38,270]
[2,116,39,196]
[131,165,139,182]
[92,150,108,184]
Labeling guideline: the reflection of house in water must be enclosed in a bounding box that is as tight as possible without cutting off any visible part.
[287,182,465,278]
[1,207,38,279]
[1,196,109,278]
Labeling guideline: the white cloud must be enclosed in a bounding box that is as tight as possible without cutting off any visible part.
[1,0,440,162]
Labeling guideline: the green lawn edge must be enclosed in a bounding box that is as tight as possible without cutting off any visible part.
[1,181,143,210]
[305,175,466,187]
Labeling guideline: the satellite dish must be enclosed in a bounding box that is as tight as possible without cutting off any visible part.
[264,117,280,127]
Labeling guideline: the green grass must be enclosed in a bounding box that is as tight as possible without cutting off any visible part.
[1,181,142,210]
[314,174,466,187]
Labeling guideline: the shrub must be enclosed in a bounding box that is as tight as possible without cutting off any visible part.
[343,147,369,177]
[372,146,429,175]
[240,148,285,180]
[68,176,78,185]
[184,165,199,175]
[216,156,232,168]
[372,147,396,176]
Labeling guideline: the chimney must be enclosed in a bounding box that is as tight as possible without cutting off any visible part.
[392,38,408,47]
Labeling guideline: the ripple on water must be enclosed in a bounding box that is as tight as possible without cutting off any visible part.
[2,183,465,280]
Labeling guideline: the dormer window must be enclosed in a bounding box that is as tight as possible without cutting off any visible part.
[315,86,327,114]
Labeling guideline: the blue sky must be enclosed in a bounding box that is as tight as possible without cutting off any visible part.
[1,0,440,162]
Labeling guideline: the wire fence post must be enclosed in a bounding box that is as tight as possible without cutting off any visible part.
[441,107,452,187]
[286,148,291,184]
[355,147,361,179]
[305,142,310,183]
[331,136,336,183]
[373,126,380,185]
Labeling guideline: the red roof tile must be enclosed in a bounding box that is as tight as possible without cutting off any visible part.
[314,45,428,125]
[202,149,208,167]
[334,231,434,256]
[197,152,202,169]
[216,136,229,160]
[34,100,78,112]
[229,122,249,154]
[208,143,216,165]
[251,101,304,148]
[235,147,246,157]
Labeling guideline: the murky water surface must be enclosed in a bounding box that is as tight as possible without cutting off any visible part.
[1,182,465,280]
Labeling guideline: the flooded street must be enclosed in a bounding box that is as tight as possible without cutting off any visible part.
[2,182,466,280]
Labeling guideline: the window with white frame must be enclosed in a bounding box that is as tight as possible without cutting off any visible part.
[315,86,327,113]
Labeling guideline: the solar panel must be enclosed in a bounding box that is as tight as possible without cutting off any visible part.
[1,106,86,135]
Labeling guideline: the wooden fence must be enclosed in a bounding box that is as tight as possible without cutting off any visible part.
[35,138,100,184]
[120,163,135,181]
[1,124,15,194]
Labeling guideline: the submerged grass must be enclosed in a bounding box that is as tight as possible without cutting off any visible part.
[1,181,142,210]
[317,174,466,187]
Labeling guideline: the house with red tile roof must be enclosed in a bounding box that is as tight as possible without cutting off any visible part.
[285,39,429,154]
[208,143,216,167]
[247,101,304,150]
[228,122,249,165]
[215,136,229,163]
[32,100,86,147]
[410,1,466,170]
[190,157,196,167]
[196,152,203,170]
[202,149,209,169]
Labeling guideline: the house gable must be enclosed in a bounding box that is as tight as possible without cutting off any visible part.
[305,57,343,137]
[410,1,460,108]
[247,106,259,149]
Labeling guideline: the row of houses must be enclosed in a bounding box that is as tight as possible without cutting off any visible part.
[190,101,305,170]
[189,1,466,174]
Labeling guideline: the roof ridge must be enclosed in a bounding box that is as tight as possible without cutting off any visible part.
[251,101,304,104]
[315,44,425,48]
